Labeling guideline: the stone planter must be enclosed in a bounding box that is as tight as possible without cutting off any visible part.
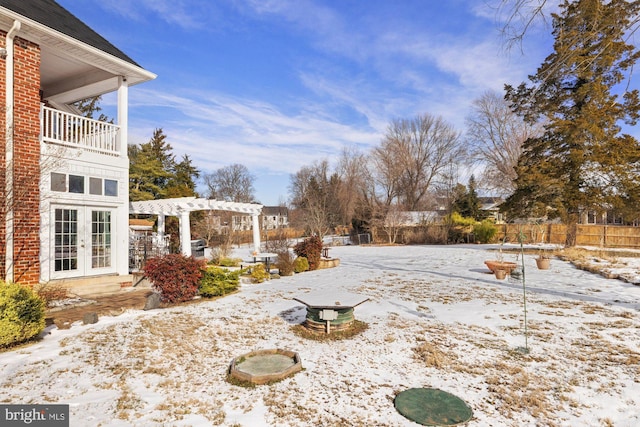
[536,257,551,270]
[484,260,518,274]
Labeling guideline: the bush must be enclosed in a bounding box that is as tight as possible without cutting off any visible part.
[293,236,323,270]
[218,257,241,267]
[275,250,295,276]
[0,282,46,348]
[473,220,498,243]
[199,266,241,297]
[34,283,69,308]
[143,254,205,303]
[293,256,309,273]
[250,263,271,283]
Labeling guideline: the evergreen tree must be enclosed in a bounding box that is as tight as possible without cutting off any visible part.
[166,154,200,198]
[72,96,112,122]
[503,0,640,245]
[452,176,484,220]
[128,128,198,202]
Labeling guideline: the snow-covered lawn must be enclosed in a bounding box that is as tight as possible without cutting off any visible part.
[1,244,639,426]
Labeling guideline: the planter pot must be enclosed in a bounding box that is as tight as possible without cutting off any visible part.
[484,260,518,274]
[536,257,551,270]
[494,269,507,280]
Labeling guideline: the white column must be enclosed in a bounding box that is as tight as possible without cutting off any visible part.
[117,76,128,156]
[117,76,130,275]
[252,214,260,253]
[157,214,165,248]
[180,211,192,256]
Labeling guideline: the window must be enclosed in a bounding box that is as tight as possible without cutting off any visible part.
[51,173,66,192]
[607,211,623,225]
[105,179,118,197]
[50,173,118,197]
[91,210,111,268]
[69,175,84,193]
[89,177,102,195]
[54,208,78,271]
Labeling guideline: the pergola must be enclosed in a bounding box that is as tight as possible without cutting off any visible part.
[129,197,264,256]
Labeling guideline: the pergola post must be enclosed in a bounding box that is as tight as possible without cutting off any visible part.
[252,214,261,253]
[157,214,165,241]
[179,211,192,256]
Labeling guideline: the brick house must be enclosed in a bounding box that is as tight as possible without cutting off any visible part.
[0,0,155,292]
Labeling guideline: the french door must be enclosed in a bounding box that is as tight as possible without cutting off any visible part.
[51,205,115,278]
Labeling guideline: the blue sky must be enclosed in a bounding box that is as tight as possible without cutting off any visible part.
[57,0,556,206]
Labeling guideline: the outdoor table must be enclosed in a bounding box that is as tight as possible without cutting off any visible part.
[251,252,278,271]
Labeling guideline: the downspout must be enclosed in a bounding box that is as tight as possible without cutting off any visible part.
[5,20,21,282]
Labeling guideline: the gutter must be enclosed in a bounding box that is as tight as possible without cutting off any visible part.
[5,19,21,282]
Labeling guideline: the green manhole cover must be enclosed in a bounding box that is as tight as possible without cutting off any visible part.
[394,388,473,426]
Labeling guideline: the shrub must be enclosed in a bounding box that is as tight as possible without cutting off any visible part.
[34,283,69,308]
[275,250,295,276]
[293,236,323,270]
[218,257,242,268]
[199,266,241,297]
[473,220,498,243]
[293,256,309,273]
[265,229,292,254]
[143,254,205,303]
[0,282,46,348]
[449,212,476,226]
[250,263,271,283]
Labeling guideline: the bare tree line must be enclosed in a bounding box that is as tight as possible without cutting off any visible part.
[288,102,534,239]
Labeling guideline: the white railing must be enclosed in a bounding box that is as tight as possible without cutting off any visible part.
[41,105,120,156]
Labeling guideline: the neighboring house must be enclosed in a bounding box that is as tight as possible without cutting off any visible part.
[580,209,636,226]
[479,197,504,223]
[0,1,155,291]
[231,206,289,231]
[385,211,442,227]
[261,206,289,230]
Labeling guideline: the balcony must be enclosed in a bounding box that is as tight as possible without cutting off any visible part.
[41,104,121,156]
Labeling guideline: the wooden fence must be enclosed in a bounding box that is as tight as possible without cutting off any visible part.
[497,224,640,248]
[389,223,640,249]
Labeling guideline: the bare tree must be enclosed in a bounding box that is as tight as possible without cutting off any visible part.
[382,204,410,244]
[497,0,552,49]
[289,160,341,237]
[373,114,464,211]
[203,164,256,203]
[335,146,369,226]
[465,90,542,195]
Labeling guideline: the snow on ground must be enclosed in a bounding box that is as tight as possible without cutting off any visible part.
[1,244,639,426]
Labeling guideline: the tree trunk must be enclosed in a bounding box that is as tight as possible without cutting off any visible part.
[565,214,578,247]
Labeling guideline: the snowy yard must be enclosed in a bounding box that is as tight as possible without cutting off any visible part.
[1,244,639,426]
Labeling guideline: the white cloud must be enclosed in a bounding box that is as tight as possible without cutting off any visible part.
[127,87,380,178]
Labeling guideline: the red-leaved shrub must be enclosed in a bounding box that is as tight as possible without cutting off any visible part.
[293,236,323,270]
[143,254,205,303]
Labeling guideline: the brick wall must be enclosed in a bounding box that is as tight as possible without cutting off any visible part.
[0,32,6,278]
[0,31,42,284]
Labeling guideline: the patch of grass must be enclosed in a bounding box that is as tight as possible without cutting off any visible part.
[290,320,368,341]
[225,373,256,388]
